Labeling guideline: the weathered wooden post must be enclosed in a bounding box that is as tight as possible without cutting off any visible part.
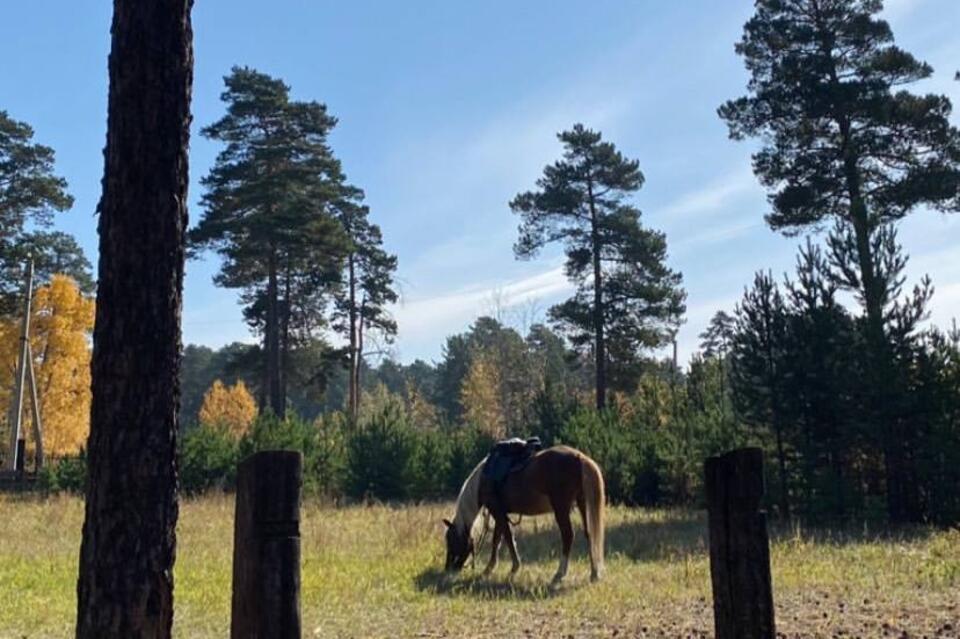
[231,450,303,639]
[705,447,775,639]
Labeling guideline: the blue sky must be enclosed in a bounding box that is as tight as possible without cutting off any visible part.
[2,0,958,366]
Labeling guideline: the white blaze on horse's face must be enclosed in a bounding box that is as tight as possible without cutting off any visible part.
[443,518,473,572]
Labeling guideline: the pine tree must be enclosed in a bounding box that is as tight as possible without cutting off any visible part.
[0,111,87,314]
[511,124,685,409]
[76,1,192,636]
[782,240,858,519]
[720,0,960,521]
[731,271,791,519]
[191,67,348,418]
[330,195,398,422]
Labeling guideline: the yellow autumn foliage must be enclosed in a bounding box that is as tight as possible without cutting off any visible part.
[0,275,95,457]
[198,379,257,438]
[460,350,506,439]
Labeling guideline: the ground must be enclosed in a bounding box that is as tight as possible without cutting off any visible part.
[0,495,958,638]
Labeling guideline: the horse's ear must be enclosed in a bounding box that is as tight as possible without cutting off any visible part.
[443,518,453,529]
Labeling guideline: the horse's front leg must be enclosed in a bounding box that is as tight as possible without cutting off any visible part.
[551,502,574,585]
[502,520,521,576]
[483,522,503,576]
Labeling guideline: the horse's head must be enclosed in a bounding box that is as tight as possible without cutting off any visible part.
[443,518,473,572]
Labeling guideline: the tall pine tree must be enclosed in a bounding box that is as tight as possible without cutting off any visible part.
[191,67,348,417]
[0,111,90,313]
[330,193,398,422]
[511,124,685,409]
[719,0,960,522]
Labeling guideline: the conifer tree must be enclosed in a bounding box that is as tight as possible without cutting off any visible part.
[191,67,349,417]
[511,124,685,409]
[0,112,89,313]
[330,195,398,422]
[731,271,791,519]
[720,0,960,520]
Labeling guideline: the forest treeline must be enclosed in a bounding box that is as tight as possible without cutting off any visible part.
[3,0,960,526]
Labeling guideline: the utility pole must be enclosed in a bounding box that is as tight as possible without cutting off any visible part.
[4,259,43,472]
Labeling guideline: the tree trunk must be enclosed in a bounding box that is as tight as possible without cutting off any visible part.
[587,179,606,411]
[347,253,358,422]
[280,259,292,417]
[356,300,365,416]
[818,14,915,524]
[76,2,193,637]
[265,247,284,418]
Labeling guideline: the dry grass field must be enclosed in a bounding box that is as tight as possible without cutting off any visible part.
[1,494,958,638]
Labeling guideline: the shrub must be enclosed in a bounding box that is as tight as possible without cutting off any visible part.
[38,452,87,493]
[345,403,416,501]
[180,423,239,494]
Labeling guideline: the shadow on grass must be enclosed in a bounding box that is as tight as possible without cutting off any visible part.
[413,567,580,600]
[499,509,709,565]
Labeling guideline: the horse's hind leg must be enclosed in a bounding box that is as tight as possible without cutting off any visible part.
[483,521,503,576]
[576,494,599,580]
[551,500,574,585]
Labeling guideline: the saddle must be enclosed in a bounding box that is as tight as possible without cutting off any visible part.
[482,437,543,487]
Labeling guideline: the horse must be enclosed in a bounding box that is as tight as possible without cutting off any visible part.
[442,444,605,585]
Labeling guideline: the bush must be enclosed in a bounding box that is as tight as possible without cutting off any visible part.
[38,453,87,493]
[345,403,417,500]
[180,424,239,494]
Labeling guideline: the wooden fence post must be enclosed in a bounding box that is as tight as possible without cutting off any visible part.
[231,450,303,639]
[705,447,775,639]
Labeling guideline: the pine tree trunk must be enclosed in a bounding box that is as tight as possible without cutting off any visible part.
[356,303,365,417]
[280,260,292,416]
[846,144,911,523]
[265,247,284,418]
[76,2,192,637]
[587,180,606,411]
[821,20,916,524]
[347,253,358,422]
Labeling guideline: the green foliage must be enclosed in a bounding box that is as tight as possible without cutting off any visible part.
[721,0,960,523]
[511,124,685,404]
[0,111,89,314]
[557,407,642,504]
[345,403,417,500]
[191,66,351,416]
[180,424,239,495]
[37,453,86,494]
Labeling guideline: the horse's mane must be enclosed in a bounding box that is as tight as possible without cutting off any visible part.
[453,456,487,540]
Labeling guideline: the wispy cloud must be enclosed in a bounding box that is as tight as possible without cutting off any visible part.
[391,265,571,356]
[655,168,759,220]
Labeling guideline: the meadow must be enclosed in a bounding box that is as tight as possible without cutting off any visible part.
[1,494,958,638]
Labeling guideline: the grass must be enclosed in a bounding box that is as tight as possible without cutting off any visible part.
[1,494,958,638]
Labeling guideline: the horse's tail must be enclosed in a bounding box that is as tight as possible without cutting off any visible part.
[580,454,605,579]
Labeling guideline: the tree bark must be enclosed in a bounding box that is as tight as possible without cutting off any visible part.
[265,247,284,418]
[280,259,292,417]
[587,179,606,411]
[76,2,193,638]
[347,252,358,422]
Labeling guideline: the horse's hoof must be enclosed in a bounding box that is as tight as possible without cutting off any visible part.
[590,571,601,583]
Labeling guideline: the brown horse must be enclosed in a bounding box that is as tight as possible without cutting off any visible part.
[443,445,605,584]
